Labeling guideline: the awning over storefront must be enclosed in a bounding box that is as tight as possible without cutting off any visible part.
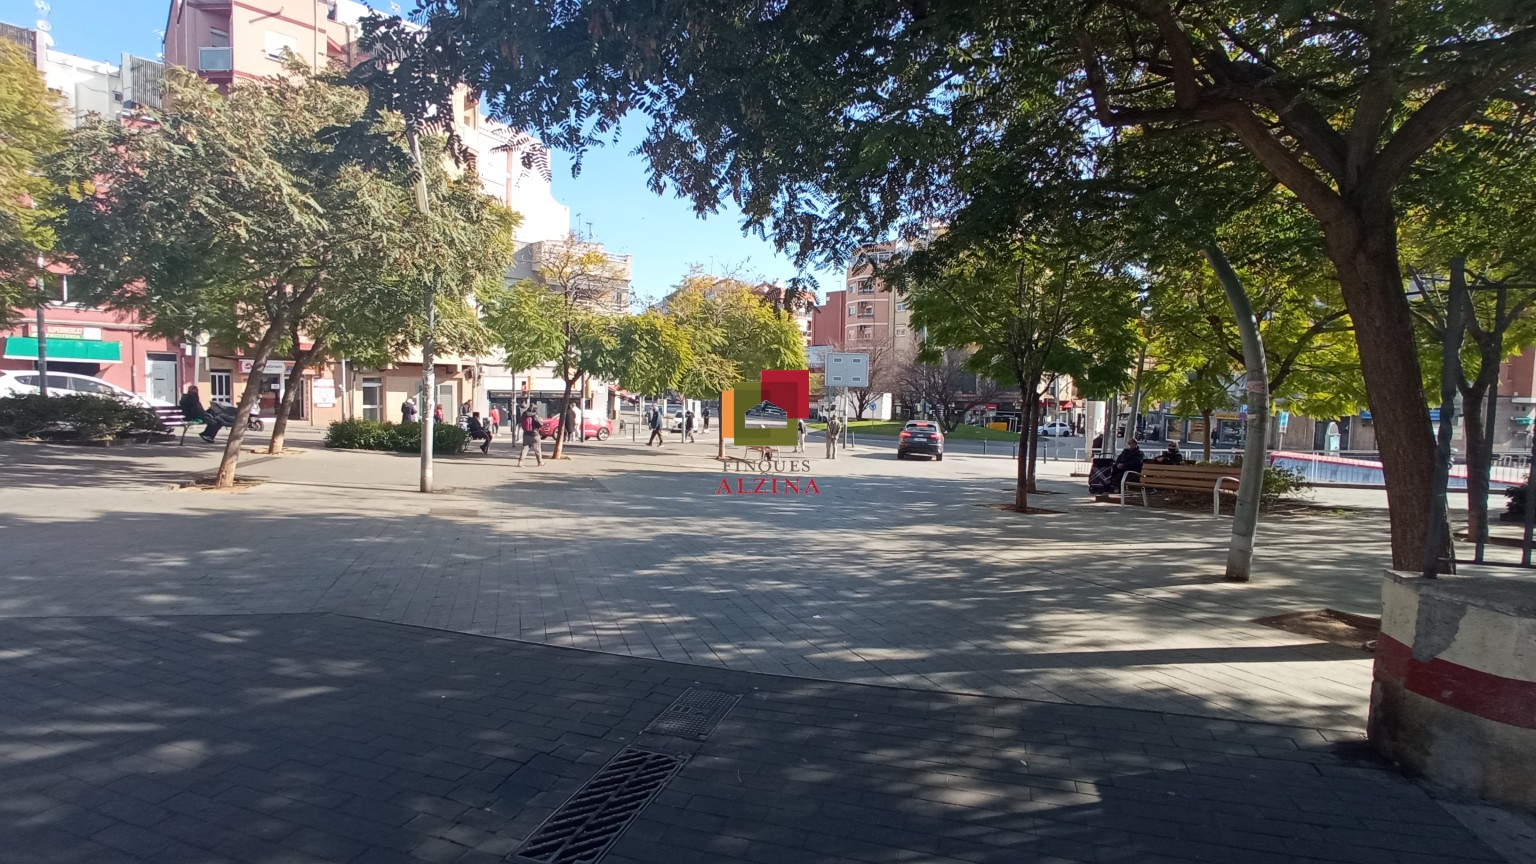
[2,337,122,363]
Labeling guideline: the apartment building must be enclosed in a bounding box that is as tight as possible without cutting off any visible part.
[809,244,920,355]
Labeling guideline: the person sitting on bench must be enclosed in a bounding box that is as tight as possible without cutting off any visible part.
[467,412,491,454]
[1151,442,1183,465]
[1111,438,1144,488]
[179,386,224,443]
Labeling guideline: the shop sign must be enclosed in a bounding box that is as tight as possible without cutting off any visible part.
[239,359,291,374]
[313,378,336,408]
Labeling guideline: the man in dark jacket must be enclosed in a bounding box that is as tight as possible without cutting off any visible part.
[467,412,490,454]
[647,406,665,446]
[1111,439,1144,489]
[179,386,224,443]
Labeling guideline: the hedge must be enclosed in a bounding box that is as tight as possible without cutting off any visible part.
[324,419,468,455]
[0,394,164,440]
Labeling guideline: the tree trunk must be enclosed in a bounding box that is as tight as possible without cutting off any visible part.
[553,374,575,460]
[1202,409,1213,462]
[1205,245,1270,583]
[268,340,321,455]
[1024,394,1038,494]
[1322,214,1438,571]
[1463,388,1490,549]
[214,323,285,487]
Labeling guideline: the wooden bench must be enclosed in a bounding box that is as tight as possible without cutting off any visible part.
[149,406,203,445]
[1122,463,1242,516]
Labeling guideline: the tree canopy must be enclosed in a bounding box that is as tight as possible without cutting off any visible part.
[51,63,516,484]
[376,0,1536,568]
[0,42,64,319]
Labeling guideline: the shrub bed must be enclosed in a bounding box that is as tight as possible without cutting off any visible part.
[0,394,164,440]
[325,419,468,455]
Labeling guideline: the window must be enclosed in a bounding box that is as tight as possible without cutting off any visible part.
[208,28,230,48]
[896,326,907,336]
[858,283,875,294]
[199,47,231,72]
[210,371,233,406]
[895,301,906,312]
[847,304,855,315]
[265,30,299,61]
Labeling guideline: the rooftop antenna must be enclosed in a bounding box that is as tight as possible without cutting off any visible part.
[34,1,53,51]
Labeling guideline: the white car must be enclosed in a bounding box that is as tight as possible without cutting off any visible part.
[1037,421,1074,437]
[0,371,171,408]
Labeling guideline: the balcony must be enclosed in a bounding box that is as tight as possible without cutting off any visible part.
[198,47,232,72]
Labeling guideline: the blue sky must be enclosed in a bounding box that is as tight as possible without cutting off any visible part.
[5,0,844,304]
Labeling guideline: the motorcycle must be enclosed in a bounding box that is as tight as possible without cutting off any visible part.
[208,403,264,431]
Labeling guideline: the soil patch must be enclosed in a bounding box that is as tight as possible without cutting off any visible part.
[1251,608,1379,652]
[176,476,263,492]
[978,503,1064,515]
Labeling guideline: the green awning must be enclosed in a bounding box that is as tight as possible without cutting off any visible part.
[1515,416,1534,428]
[3,337,122,363]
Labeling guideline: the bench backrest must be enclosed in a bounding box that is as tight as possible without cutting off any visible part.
[1140,463,1241,481]
[151,406,187,427]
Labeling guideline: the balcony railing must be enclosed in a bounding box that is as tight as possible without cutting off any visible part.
[199,47,232,72]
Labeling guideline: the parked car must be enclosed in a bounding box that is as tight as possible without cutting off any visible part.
[538,415,612,441]
[0,371,171,408]
[1037,421,1074,437]
[897,420,944,460]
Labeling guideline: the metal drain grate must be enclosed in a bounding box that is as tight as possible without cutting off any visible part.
[643,688,741,741]
[509,747,685,864]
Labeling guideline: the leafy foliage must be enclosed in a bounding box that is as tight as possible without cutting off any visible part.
[0,42,64,319]
[49,63,513,484]
[0,394,162,440]
[324,419,468,454]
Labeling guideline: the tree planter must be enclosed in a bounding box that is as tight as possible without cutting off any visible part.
[1370,571,1536,812]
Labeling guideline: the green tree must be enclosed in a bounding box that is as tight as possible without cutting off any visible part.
[481,238,625,460]
[51,65,509,486]
[378,0,1536,570]
[898,236,1139,511]
[664,273,806,458]
[1401,107,1536,552]
[597,310,694,402]
[0,42,63,319]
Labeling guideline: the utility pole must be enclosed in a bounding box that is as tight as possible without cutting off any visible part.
[407,128,436,494]
[35,262,49,396]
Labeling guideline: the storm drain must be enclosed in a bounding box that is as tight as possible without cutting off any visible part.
[509,747,686,864]
[643,688,741,741]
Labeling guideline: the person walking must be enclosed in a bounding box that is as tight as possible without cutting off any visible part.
[516,407,543,466]
[825,414,842,459]
[647,406,665,446]
[701,405,710,430]
[468,412,491,454]
[684,410,696,443]
[795,417,807,453]
[179,386,225,443]
[488,405,501,432]
[401,399,417,425]
[432,403,444,424]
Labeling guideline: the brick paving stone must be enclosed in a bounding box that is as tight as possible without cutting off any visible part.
[0,613,1511,864]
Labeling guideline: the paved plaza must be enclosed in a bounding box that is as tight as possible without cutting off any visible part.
[0,429,1532,863]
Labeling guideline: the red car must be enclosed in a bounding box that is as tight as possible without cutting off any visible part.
[538,415,612,441]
